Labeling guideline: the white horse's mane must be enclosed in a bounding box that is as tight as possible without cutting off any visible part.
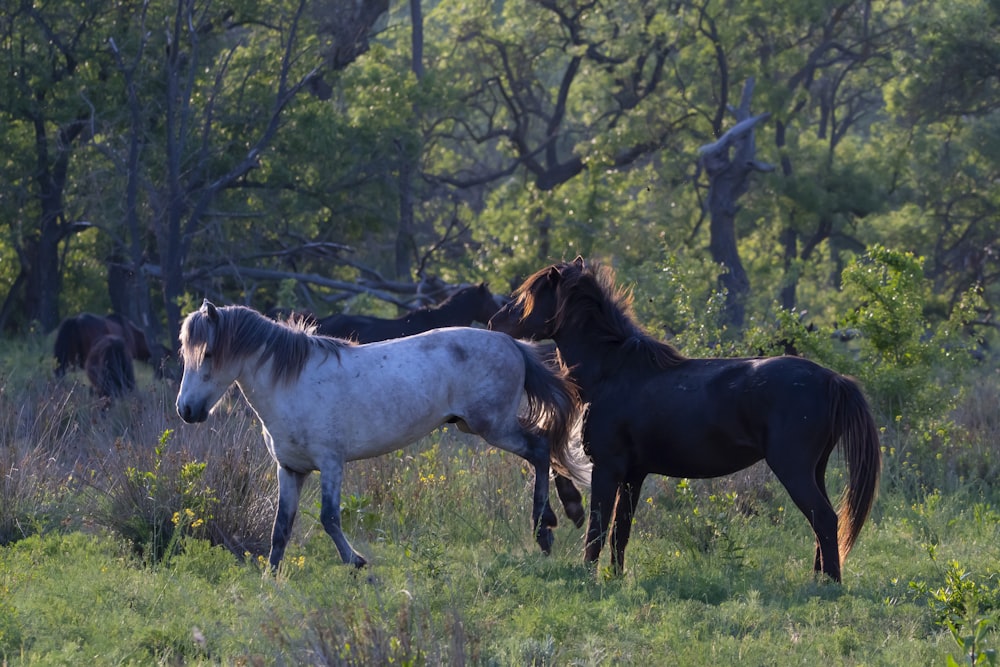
[179,305,347,385]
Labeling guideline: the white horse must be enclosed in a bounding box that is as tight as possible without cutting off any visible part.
[175,300,587,570]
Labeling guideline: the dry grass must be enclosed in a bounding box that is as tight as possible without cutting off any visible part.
[0,337,277,560]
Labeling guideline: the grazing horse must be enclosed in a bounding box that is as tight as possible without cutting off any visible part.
[175,300,587,570]
[315,283,501,342]
[85,335,136,398]
[489,257,881,582]
[54,312,153,375]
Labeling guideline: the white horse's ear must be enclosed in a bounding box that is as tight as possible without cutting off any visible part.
[201,299,219,323]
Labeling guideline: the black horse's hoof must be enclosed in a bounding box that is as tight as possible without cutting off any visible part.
[536,527,554,555]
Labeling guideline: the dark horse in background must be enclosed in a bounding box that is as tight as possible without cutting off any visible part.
[315,283,502,342]
[54,312,152,375]
[489,257,882,582]
[84,335,136,398]
[54,312,167,396]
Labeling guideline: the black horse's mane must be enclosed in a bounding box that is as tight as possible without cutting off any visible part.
[538,261,687,369]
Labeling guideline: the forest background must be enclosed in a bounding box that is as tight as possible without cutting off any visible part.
[1,0,996,350]
[2,0,1000,662]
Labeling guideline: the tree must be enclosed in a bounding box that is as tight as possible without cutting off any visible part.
[427,0,685,262]
[98,0,388,341]
[0,0,114,331]
[696,78,773,330]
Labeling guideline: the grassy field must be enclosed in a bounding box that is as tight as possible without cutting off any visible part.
[2,336,1000,665]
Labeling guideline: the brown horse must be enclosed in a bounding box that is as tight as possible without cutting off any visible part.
[489,257,881,582]
[85,335,136,398]
[54,313,152,376]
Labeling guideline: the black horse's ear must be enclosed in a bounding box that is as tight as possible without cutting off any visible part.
[201,299,219,323]
[573,255,585,268]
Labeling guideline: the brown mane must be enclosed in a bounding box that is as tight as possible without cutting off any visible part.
[517,261,686,369]
[180,305,347,385]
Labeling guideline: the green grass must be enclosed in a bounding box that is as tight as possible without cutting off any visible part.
[0,497,977,665]
[2,335,1000,665]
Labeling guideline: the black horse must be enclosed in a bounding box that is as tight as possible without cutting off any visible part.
[315,283,501,342]
[54,313,152,375]
[85,335,136,398]
[489,257,881,582]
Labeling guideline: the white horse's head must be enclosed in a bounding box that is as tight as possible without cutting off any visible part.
[176,300,239,423]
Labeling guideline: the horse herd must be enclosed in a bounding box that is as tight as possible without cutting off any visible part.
[59,258,883,581]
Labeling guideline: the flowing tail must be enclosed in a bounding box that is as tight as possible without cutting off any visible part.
[832,375,882,564]
[515,340,591,486]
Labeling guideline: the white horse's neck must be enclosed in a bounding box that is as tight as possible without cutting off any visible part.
[230,350,279,423]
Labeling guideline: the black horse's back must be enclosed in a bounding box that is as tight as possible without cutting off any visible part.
[315,283,499,342]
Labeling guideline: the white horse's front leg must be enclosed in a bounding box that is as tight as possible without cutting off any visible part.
[319,458,367,567]
[269,466,307,571]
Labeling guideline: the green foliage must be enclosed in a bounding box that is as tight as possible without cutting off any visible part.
[663,478,746,564]
[109,430,219,563]
[910,560,1000,666]
[842,246,924,350]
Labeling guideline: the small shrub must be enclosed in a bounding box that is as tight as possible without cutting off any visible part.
[910,559,1000,665]
[88,404,275,562]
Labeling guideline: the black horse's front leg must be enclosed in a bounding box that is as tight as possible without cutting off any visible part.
[268,466,307,571]
[610,471,647,574]
[584,465,619,566]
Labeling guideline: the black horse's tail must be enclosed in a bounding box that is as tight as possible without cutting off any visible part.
[53,316,81,376]
[831,374,882,565]
[515,341,590,486]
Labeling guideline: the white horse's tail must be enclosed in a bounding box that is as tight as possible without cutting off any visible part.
[515,341,591,486]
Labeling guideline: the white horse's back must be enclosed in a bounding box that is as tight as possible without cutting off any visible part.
[255,327,527,463]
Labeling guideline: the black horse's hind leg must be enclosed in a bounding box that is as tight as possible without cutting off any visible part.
[609,470,647,573]
[319,458,367,567]
[268,466,307,571]
[771,461,841,582]
[554,474,586,528]
[811,446,836,574]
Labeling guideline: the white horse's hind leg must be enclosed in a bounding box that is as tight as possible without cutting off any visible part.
[269,466,307,571]
[319,458,367,567]
[479,422,558,554]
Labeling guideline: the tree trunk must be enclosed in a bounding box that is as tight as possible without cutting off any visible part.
[25,117,86,332]
[697,78,774,331]
[393,0,424,281]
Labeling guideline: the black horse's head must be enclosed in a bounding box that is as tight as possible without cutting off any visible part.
[489,257,588,340]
